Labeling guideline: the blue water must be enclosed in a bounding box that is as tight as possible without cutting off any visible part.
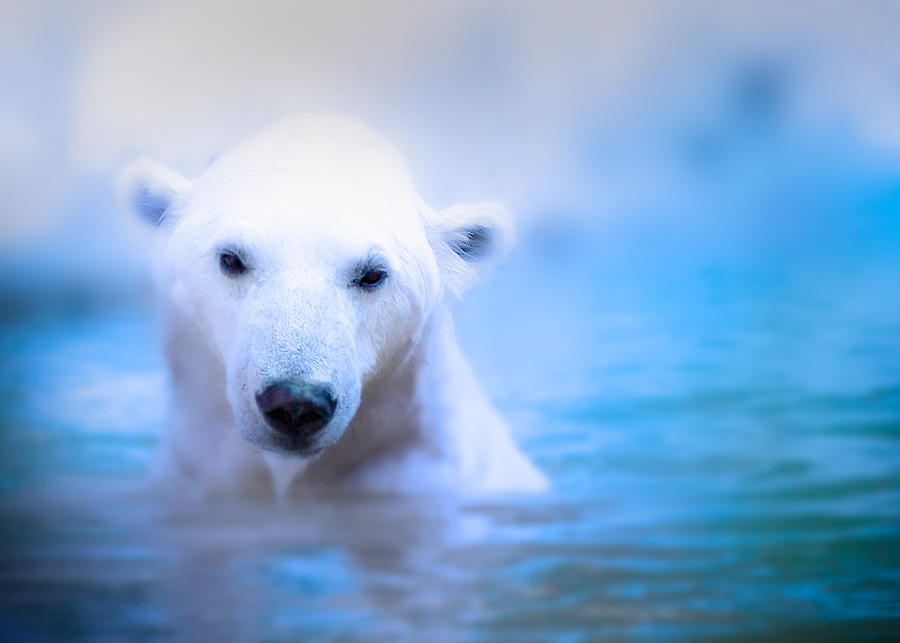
[1,210,899,640]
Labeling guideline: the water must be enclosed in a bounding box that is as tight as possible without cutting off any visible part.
[1,223,899,640]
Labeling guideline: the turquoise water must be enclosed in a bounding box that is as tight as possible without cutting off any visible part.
[1,218,899,640]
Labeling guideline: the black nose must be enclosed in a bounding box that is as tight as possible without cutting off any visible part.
[255,380,337,442]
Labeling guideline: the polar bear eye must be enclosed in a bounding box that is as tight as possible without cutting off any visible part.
[355,268,387,289]
[219,252,248,277]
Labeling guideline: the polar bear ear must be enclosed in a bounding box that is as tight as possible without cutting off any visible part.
[118,158,190,227]
[423,200,515,297]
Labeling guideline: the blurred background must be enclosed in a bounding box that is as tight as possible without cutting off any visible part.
[1,1,899,639]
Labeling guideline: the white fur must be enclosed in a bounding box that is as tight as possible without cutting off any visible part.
[123,115,547,497]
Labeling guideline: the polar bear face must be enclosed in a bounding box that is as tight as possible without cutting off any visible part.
[122,116,512,457]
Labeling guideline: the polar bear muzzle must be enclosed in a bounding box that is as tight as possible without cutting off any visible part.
[254,379,338,453]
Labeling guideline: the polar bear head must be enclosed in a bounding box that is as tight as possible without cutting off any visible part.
[121,115,512,457]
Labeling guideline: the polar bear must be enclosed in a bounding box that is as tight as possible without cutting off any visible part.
[121,115,547,497]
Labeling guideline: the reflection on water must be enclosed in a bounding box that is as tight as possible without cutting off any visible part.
[1,226,899,640]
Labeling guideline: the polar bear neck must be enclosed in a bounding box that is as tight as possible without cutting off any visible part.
[305,303,538,493]
[304,305,462,481]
